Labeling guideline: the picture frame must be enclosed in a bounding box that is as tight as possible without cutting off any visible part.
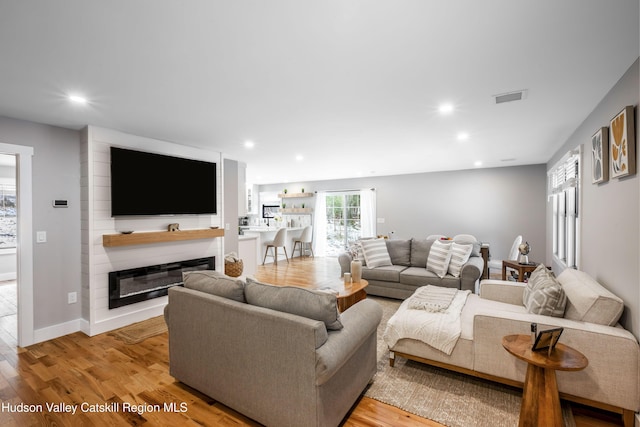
[532,327,564,352]
[591,127,609,184]
[609,105,636,179]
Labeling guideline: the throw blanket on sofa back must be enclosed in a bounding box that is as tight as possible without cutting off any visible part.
[384,285,471,355]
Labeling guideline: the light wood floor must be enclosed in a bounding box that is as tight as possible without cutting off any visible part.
[0,257,623,426]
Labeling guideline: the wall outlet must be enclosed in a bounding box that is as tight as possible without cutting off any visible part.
[68,292,77,304]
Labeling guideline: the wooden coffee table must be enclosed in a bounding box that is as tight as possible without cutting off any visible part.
[316,279,369,312]
[502,334,588,427]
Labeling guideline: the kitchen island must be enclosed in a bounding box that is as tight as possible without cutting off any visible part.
[242,226,306,265]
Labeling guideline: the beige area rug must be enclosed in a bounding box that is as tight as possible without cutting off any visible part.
[108,316,167,344]
[365,296,575,427]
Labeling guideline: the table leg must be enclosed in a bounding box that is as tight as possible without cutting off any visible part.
[337,289,367,312]
[502,262,507,281]
[519,364,564,427]
[517,266,526,282]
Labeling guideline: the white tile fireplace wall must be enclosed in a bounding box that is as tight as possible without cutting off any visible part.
[80,126,223,336]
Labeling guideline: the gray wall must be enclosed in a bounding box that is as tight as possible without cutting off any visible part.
[0,116,82,329]
[547,58,639,337]
[260,163,547,264]
[223,158,239,254]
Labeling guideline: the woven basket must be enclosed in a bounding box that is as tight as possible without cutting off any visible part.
[225,259,244,277]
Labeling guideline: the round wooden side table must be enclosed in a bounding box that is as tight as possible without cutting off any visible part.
[502,334,588,427]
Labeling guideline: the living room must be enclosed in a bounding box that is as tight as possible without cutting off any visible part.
[0,2,639,426]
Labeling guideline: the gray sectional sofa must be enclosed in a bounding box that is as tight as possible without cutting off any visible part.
[338,237,484,299]
[164,271,382,427]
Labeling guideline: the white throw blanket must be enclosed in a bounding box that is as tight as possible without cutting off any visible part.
[384,286,471,355]
[407,285,458,312]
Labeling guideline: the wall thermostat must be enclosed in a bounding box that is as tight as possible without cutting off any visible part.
[52,200,68,208]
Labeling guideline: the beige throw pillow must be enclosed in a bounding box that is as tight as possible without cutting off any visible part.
[523,264,566,317]
[447,243,473,278]
[426,240,452,278]
[360,238,393,268]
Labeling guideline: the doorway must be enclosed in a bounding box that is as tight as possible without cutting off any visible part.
[0,154,16,346]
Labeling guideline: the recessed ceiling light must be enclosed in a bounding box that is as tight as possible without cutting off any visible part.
[457,132,469,141]
[474,161,483,167]
[295,155,304,161]
[68,94,88,104]
[244,140,255,149]
[438,103,454,114]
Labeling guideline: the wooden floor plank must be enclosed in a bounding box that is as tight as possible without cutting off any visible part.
[0,257,623,426]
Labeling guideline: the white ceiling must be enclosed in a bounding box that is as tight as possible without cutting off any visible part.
[0,1,638,184]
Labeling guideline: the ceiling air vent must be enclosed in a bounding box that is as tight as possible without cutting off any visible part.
[494,90,527,104]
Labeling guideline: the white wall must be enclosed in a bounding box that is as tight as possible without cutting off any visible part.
[547,58,639,337]
[259,163,547,263]
[81,126,224,336]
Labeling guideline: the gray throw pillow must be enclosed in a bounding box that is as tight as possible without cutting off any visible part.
[183,270,246,303]
[523,264,566,317]
[410,239,435,267]
[386,239,412,266]
[245,278,343,330]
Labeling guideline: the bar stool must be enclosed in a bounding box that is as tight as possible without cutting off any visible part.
[292,225,314,259]
[262,228,289,265]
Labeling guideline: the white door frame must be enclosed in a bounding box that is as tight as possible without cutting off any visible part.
[0,142,34,347]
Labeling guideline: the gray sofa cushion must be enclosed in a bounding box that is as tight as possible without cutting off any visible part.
[245,278,343,330]
[410,239,435,267]
[362,265,408,282]
[182,270,245,303]
[386,239,412,266]
[400,267,460,289]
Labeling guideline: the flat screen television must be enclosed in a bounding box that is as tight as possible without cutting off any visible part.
[110,147,217,216]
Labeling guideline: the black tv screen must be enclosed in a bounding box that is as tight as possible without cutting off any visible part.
[110,147,217,216]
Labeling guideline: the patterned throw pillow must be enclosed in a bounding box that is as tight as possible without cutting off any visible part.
[426,240,452,278]
[447,243,473,278]
[523,264,567,317]
[360,239,393,268]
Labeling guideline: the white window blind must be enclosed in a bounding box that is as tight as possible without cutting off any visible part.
[548,149,580,268]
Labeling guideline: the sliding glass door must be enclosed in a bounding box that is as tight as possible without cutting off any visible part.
[325,192,361,256]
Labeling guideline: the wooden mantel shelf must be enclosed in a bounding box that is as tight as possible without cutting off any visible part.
[103,228,225,247]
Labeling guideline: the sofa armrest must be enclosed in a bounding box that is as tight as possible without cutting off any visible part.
[479,280,525,306]
[315,299,382,385]
[472,310,640,412]
[460,256,483,292]
[338,252,354,276]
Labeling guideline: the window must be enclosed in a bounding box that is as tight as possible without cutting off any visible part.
[0,184,16,249]
[548,149,580,268]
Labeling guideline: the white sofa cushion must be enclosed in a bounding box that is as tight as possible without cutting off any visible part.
[558,268,624,326]
[360,238,393,268]
[426,240,452,278]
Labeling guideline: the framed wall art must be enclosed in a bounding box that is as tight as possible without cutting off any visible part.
[609,105,636,179]
[591,127,609,184]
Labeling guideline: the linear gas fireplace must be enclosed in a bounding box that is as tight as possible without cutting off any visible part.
[108,257,215,309]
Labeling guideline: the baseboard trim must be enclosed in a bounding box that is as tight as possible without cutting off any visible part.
[33,319,83,344]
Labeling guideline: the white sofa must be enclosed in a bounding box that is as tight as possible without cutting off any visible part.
[385,267,640,426]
